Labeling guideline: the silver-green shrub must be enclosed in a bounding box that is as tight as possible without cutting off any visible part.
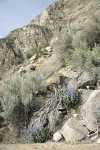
[72,35,100,74]
[0,73,46,126]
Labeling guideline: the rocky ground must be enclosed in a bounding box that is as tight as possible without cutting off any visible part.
[0,143,100,150]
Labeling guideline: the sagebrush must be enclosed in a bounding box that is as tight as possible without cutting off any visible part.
[0,73,46,126]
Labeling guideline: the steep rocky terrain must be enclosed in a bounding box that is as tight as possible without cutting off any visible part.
[0,24,52,78]
[0,0,100,147]
[0,0,99,78]
[32,0,99,32]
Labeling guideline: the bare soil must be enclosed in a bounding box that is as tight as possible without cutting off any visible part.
[0,142,100,150]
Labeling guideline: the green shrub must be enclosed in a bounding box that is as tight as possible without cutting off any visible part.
[71,34,100,74]
[72,35,89,69]
[0,75,22,123]
[63,91,81,110]
[54,17,100,75]
[81,16,100,49]
[32,127,50,143]
[36,54,65,80]
[0,133,3,142]
[55,82,81,110]
[0,73,46,126]
[26,48,38,59]
[59,85,81,110]
[52,30,73,56]
[15,57,23,65]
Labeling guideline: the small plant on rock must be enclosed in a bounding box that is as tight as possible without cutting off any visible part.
[22,124,50,143]
[32,127,50,143]
[63,90,81,109]
[57,82,81,110]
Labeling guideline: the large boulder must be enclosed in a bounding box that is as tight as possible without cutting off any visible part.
[77,72,97,88]
[78,89,94,105]
[81,90,100,131]
[97,138,100,144]
[61,118,89,142]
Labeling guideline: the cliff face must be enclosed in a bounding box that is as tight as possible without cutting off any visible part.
[0,0,100,78]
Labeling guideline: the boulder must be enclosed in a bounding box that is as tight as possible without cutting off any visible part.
[17,67,27,74]
[53,131,62,142]
[96,138,100,144]
[45,46,52,52]
[30,54,38,61]
[78,89,94,105]
[61,118,89,142]
[91,135,98,141]
[77,72,97,88]
[81,90,100,131]
[59,66,80,79]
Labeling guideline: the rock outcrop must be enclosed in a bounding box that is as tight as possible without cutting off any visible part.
[0,24,53,77]
[32,0,100,34]
[81,90,100,131]
[60,118,89,142]
[77,72,97,88]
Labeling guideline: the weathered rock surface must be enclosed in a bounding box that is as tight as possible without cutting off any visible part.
[53,131,62,142]
[30,54,38,61]
[81,90,100,131]
[30,95,65,134]
[32,0,100,34]
[0,24,52,76]
[96,138,100,144]
[59,66,80,79]
[61,118,89,142]
[77,72,97,88]
[78,89,94,105]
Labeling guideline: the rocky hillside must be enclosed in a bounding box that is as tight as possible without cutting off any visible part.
[0,24,52,78]
[0,0,99,78]
[0,0,100,145]
[32,0,100,33]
